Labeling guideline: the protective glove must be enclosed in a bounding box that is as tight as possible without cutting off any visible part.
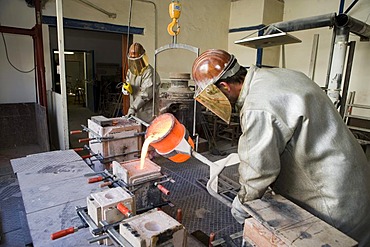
[231,196,250,224]
[122,82,133,95]
[126,108,136,118]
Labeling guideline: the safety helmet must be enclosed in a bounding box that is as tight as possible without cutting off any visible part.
[191,49,240,124]
[128,43,145,58]
[128,43,149,75]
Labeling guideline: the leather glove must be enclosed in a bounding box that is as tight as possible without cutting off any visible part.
[231,196,250,224]
[126,108,136,118]
[122,82,133,95]
[122,88,129,95]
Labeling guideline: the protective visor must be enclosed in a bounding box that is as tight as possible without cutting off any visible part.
[195,84,231,124]
[128,53,149,76]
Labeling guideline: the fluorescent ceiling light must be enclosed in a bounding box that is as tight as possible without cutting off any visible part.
[54,51,75,55]
[234,32,301,49]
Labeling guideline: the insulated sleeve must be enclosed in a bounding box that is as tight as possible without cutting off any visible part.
[237,110,289,203]
[137,68,155,101]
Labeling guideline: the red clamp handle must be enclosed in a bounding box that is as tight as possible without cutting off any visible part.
[209,232,216,247]
[88,176,103,183]
[70,130,83,135]
[99,181,113,188]
[176,208,182,223]
[78,138,92,143]
[157,184,170,195]
[51,227,76,240]
[117,202,132,217]
[81,154,93,159]
[73,147,84,152]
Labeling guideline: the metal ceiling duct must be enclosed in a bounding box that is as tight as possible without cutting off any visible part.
[336,13,370,40]
[237,12,370,108]
[264,13,337,35]
[263,12,370,40]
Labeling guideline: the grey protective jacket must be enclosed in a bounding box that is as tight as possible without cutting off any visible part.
[126,64,160,124]
[235,65,370,246]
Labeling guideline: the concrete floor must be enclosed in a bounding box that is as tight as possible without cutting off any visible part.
[0,96,96,246]
[0,145,40,247]
[0,95,239,246]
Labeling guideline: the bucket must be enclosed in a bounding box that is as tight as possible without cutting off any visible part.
[146,113,194,163]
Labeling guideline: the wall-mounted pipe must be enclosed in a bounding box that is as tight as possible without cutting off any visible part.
[34,0,47,108]
[336,13,370,39]
[327,26,350,106]
[0,0,47,108]
[263,12,370,107]
[75,0,117,18]
[264,13,336,35]
[265,12,370,40]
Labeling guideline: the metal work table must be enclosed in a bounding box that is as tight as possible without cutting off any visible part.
[11,149,243,246]
[11,150,101,247]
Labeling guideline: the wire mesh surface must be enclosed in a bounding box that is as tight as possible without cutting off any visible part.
[154,155,244,245]
[0,176,32,247]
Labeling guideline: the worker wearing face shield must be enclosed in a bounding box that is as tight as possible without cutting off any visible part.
[123,43,161,124]
[192,49,370,246]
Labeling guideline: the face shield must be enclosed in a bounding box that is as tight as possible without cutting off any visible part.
[195,84,232,124]
[128,53,149,76]
[194,58,240,124]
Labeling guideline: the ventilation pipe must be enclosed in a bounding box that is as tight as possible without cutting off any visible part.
[264,13,370,107]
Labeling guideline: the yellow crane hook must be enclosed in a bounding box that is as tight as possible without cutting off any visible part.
[167,0,181,36]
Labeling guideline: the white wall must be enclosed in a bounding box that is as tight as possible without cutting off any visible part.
[2,0,368,109]
[46,0,231,79]
[1,0,231,103]
[229,0,370,112]
[0,0,37,103]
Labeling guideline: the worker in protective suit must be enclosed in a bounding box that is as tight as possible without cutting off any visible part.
[191,49,370,246]
[123,43,160,124]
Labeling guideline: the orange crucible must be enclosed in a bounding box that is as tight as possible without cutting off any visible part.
[145,113,194,163]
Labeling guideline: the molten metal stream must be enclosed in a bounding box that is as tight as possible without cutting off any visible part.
[140,118,173,169]
[140,135,157,169]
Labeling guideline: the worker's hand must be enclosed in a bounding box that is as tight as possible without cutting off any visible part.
[125,108,136,118]
[122,82,133,95]
[231,196,250,224]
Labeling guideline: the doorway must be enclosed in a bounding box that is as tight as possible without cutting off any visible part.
[48,25,127,149]
[52,50,96,149]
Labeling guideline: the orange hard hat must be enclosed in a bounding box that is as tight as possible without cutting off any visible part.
[128,43,146,59]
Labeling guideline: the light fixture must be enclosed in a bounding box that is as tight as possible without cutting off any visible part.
[54,51,75,55]
[234,26,301,49]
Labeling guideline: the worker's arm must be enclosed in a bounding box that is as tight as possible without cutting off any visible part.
[235,109,291,208]
[130,66,157,113]
[232,109,290,223]
[238,110,290,201]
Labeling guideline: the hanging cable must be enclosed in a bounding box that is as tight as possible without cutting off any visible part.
[113,0,133,117]
[1,31,35,73]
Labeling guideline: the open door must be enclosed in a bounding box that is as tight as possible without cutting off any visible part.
[50,50,95,150]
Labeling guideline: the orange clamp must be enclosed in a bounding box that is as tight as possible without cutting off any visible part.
[70,130,83,135]
[117,202,131,217]
[88,176,103,183]
[81,154,92,159]
[51,227,76,240]
[78,138,92,143]
[176,208,182,223]
[157,184,170,195]
[209,232,215,247]
[99,181,113,188]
